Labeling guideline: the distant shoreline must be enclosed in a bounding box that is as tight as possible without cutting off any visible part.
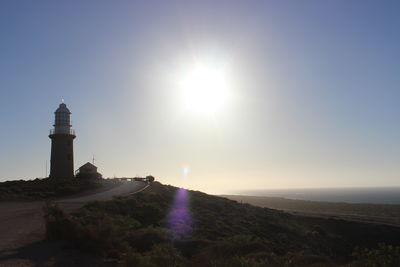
[227,187,400,204]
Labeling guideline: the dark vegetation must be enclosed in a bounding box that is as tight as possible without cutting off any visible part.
[45,182,400,266]
[0,178,120,201]
[222,195,400,227]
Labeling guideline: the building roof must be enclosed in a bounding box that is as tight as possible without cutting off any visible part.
[55,103,71,114]
[79,162,97,170]
[76,162,102,179]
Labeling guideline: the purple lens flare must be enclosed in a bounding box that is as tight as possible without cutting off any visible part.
[167,188,193,239]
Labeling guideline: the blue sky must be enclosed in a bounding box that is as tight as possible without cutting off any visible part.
[0,0,399,192]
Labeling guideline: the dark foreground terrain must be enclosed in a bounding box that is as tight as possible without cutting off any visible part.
[0,177,121,201]
[41,182,400,266]
[0,178,148,266]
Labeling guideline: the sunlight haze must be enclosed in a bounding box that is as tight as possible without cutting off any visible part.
[0,0,399,193]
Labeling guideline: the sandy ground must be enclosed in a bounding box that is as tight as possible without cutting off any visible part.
[0,181,148,266]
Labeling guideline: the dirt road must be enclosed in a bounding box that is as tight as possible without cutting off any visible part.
[0,181,148,266]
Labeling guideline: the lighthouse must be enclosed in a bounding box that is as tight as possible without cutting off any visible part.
[49,103,76,178]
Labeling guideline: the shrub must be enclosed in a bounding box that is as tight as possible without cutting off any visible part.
[348,243,400,267]
[146,244,186,266]
[44,202,77,241]
[205,235,270,258]
[281,252,335,267]
[125,227,168,252]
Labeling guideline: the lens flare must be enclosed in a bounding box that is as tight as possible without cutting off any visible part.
[183,166,190,177]
[167,188,193,239]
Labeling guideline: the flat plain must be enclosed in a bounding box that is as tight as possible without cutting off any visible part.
[221,195,400,227]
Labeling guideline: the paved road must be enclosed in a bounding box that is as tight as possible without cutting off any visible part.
[0,181,148,266]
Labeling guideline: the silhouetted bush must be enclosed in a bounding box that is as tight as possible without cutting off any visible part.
[146,175,155,183]
[126,227,168,252]
[44,202,77,241]
[121,245,186,267]
[348,243,400,267]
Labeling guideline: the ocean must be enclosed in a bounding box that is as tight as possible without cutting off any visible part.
[234,187,400,204]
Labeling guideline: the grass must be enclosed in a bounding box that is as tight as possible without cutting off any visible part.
[44,182,400,266]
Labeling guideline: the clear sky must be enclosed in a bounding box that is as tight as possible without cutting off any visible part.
[0,0,399,193]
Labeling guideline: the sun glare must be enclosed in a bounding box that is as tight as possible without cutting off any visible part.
[181,65,229,114]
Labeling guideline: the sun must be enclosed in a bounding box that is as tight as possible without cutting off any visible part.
[181,65,229,114]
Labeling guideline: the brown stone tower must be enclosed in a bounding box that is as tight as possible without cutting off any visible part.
[49,103,76,178]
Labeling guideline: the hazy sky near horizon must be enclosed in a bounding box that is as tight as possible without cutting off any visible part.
[0,0,399,193]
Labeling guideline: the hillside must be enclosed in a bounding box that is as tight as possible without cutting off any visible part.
[0,178,121,201]
[44,182,400,266]
[222,195,400,227]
